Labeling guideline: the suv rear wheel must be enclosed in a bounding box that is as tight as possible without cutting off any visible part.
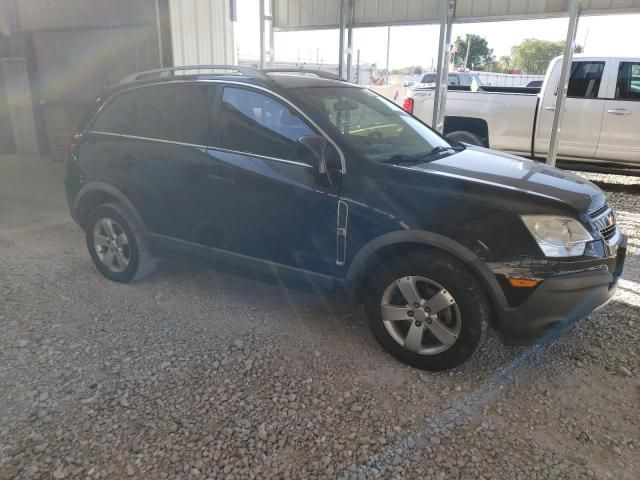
[85,203,157,283]
[364,251,487,371]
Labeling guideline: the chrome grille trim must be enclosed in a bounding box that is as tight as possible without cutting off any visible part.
[588,202,619,245]
[589,202,609,219]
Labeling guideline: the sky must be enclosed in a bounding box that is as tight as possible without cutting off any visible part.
[235,0,640,69]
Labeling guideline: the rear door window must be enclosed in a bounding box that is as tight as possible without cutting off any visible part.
[447,74,460,86]
[615,62,640,100]
[91,83,212,145]
[566,61,605,98]
[215,86,316,161]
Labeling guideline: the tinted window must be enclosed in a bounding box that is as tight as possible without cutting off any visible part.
[459,74,472,86]
[566,61,604,98]
[301,86,450,164]
[91,91,136,134]
[616,62,640,100]
[447,74,460,86]
[217,87,316,160]
[92,84,211,145]
[421,73,436,83]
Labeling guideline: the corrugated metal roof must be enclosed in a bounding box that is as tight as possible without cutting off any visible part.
[273,0,640,30]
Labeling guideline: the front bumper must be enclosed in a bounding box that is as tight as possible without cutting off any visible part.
[497,235,627,345]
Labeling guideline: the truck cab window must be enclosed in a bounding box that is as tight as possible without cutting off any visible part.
[616,62,640,100]
[566,61,605,98]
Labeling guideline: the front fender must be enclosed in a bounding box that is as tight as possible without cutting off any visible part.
[343,230,509,318]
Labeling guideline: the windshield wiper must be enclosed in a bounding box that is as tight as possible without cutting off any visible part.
[381,144,463,165]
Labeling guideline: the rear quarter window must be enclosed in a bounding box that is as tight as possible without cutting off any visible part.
[91,83,212,145]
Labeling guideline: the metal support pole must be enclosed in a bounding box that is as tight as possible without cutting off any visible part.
[547,0,582,166]
[268,0,275,67]
[432,0,455,132]
[154,0,164,68]
[338,0,346,79]
[385,26,391,83]
[355,48,360,84]
[346,0,354,82]
[259,0,265,68]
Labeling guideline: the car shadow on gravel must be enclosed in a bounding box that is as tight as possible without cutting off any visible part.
[146,253,529,379]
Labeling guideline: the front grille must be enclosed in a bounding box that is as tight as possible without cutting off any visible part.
[588,202,618,244]
[589,202,609,219]
[600,224,617,241]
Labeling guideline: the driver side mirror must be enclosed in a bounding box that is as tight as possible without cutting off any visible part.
[297,135,328,175]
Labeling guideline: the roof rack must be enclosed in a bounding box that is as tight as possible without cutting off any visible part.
[262,68,341,80]
[119,65,267,84]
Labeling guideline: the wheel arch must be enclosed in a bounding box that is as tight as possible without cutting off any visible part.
[344,231,507,323]
[74,182,147,235]
[443,116,489,147]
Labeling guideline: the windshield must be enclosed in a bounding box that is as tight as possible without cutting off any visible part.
[299,86,450,163]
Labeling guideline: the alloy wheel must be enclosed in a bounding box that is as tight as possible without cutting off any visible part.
[380,276,461,355]
[93,218,130,273]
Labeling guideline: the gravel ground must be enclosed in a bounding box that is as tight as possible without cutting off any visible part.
[1,155,638,480]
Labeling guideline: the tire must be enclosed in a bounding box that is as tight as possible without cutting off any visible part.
[85,202,157,283]
[363,250,488,371]
[446,130,484,147]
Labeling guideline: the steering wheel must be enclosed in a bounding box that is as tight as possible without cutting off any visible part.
[367,131,383,140]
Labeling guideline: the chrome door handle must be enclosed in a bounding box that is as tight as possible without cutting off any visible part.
[544,106,555,111]
[607,109,631,115]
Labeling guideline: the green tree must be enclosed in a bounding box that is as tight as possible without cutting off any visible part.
[493,55,512,73]
[511,39,583,74]
[452,34,494,71]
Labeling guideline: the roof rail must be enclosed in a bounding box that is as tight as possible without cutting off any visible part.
[262,68,342,81]
[119,65,267,84]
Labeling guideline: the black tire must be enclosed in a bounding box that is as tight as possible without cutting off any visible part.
[364,250,488,371]
[446,130,484,147]
[85,203,157,283]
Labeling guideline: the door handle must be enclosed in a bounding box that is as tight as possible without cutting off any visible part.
[607,109,631,115]
[544,105,555,111]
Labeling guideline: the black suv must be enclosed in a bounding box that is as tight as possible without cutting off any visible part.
[66,65,626,371]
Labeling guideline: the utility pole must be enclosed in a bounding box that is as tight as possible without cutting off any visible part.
[464,34,471,70]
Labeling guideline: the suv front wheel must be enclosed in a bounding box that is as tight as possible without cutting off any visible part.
[364,251,488,371]
[85,203,157,283]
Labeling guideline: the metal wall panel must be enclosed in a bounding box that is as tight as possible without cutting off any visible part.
[32,27,159,104]
[170,0,235,66]
[15,0,156,31]
[274,0,640,29]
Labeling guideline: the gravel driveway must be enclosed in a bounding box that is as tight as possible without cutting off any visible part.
[1,155,638,479]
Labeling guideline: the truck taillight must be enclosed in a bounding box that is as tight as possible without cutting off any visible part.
[402,97,414,114]
[67,132,82,155]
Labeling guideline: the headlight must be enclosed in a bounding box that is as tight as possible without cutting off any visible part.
[521,215,594,257]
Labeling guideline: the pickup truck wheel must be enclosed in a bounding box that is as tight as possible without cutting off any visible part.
[446,130,484,147]
[364,251,487,371]
[85,203,157,283]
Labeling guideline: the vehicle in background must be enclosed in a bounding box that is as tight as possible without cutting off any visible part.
[416,71,482,88]
[526,79,543,88]
[403,56,640,169]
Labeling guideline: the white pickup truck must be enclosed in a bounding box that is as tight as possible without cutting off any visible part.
[404,56,640,168]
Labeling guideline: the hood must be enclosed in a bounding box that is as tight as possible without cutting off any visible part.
[412,146,604,212]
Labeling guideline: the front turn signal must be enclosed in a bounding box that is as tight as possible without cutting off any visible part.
[507,277,539,288]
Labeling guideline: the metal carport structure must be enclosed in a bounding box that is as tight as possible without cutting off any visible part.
[264,0,640,166]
